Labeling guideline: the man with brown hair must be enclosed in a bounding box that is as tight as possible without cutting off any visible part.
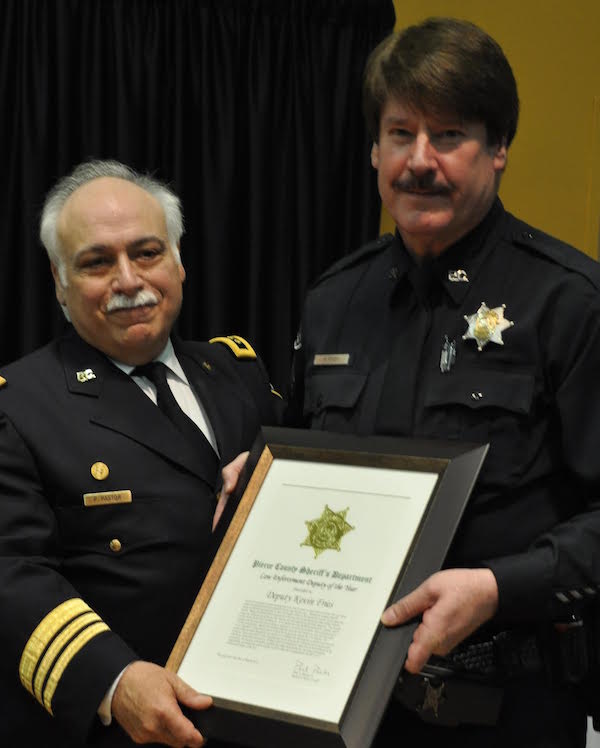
[288,17,600,747]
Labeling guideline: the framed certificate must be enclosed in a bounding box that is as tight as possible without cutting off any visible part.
[167,427,487,748]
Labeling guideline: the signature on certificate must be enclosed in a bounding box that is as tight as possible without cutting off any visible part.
[291,659,331,682]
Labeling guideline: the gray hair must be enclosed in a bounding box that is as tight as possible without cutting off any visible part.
[40,159,184,285]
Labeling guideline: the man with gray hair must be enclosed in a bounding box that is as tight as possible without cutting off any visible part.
[0,159,281,746]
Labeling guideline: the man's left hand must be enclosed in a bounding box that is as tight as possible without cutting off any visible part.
[381,568,499,673]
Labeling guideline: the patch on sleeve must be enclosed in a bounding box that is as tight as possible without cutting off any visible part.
[209,335,257,360]
[0,375,6,387]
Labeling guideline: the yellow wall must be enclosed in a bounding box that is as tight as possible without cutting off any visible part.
[379,0,600,258]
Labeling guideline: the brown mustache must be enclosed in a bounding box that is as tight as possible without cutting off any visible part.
[392,176,453,195]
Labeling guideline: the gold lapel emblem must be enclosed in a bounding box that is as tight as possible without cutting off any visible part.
[83,490,132,507]
[90,462,109,480]
[76,368,96,383]
[462,302,514,351]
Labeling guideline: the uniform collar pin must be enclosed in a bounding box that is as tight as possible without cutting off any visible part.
[76,368,96,383]
[463,302,514,351]
[448,269,469,283]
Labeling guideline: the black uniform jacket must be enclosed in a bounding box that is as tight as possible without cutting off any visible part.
[289,200,600,631]
[0,328,281,747]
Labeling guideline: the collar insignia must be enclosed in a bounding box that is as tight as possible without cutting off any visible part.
[448,269,469,283]
[462,302,514,351]
[76,368,96,383]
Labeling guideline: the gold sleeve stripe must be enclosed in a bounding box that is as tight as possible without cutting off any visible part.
[33,611,101,703]
[270,385,283,399]
[20,598,91,694]
[43,621,110,715]
[209,335,257,359]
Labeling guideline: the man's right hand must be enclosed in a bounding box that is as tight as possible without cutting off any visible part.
[111,661,212,747]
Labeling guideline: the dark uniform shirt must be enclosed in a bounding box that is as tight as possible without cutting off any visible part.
[0,330,281,748]
[289,198,600,634]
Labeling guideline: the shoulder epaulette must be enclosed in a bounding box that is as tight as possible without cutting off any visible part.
[209,335,257,360]
[509,216,600,291]
[312,233,394,288]
[0,375,6,388]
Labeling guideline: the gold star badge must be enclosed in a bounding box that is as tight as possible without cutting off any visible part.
[301,505,354,558]
[462,302,514,351]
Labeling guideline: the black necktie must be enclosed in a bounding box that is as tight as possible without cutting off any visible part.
[132,361,219,485]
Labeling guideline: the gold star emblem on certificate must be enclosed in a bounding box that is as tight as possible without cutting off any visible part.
[301,505,354,558]
[462,302,514,351]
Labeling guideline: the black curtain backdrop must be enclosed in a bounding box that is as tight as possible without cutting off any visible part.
[0,0,395,389]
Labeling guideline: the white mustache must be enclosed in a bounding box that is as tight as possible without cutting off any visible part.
[105,289,159,313]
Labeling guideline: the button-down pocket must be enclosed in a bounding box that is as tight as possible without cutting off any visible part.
[303,369,367,430]
[426,370,534,415]
[56,499,168,559]
[424,369,535,488]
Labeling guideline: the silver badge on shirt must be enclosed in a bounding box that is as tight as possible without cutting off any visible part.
[463,302,514,351]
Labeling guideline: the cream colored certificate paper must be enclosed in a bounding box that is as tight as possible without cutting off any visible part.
[178,459,438,724]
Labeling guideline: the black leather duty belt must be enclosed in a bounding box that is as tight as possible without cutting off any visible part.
[433,629,545,679]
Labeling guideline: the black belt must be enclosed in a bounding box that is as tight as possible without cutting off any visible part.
[431,629,545,679]
[393,631,546,727]
[394,668,504,726]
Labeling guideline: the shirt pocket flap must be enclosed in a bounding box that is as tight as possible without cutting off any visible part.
[56,500,169,556]
[304,370,367,415]
[425,370,534,415]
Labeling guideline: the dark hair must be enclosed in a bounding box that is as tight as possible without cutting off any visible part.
[363,17,519,147]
